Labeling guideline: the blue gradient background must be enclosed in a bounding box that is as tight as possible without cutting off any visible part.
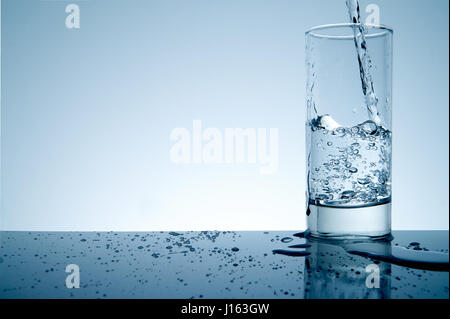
[1,0,448,230]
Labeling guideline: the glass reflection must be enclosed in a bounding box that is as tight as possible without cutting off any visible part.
[304,237,392,299]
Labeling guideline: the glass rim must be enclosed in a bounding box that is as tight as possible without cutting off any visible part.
[305,23,393,39]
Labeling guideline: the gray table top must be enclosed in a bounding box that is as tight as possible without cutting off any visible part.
[0,230,448,299]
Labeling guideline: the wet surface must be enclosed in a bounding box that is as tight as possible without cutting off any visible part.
[0,231,448,299]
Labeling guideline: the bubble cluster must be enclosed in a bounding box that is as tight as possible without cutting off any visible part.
[308,117,392,207]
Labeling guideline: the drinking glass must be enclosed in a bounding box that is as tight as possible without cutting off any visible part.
[305,23,393,238]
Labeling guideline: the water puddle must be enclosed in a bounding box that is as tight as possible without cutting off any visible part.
[272,250,310,257]
[345,243,449,271]
[273,231,449,272]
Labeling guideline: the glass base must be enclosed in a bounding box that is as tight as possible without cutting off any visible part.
[307,202,391,239]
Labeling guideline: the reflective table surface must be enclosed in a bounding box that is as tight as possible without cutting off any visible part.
[0,231,448,299]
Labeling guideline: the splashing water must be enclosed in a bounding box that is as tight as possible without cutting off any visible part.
[308,115,391,207]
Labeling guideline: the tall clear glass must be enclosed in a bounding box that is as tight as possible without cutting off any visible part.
[305,24,393,239]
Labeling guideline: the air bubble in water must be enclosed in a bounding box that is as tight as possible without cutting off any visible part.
[335,128,346,137]
[351,126,360,134]
[341,190,356,199]
[361,120,378,135]
[357,177,371,185]
[348,167,358,173]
